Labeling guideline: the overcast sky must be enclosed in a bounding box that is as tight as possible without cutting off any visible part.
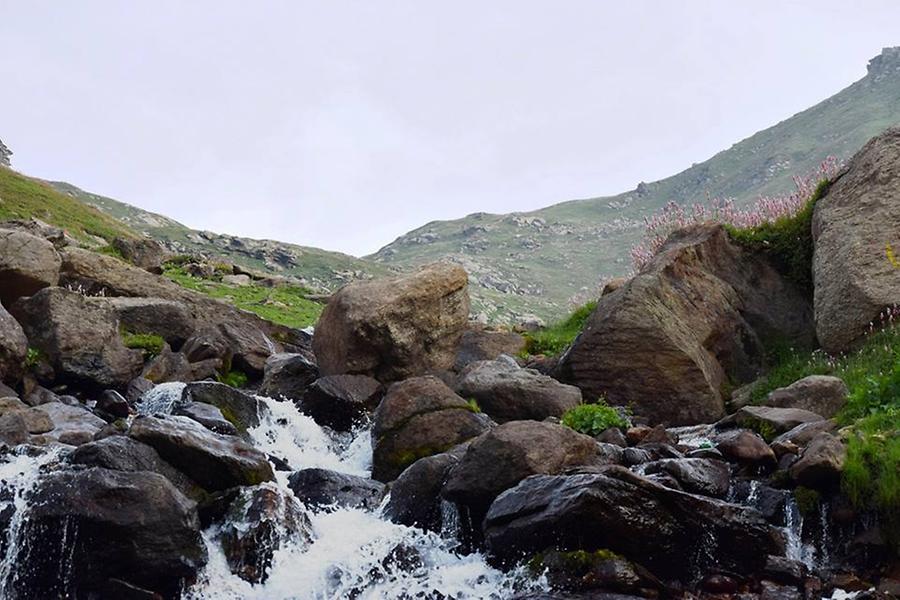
[2,1,898,256]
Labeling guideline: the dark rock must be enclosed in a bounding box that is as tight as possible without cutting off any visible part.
[0,228,61,306]
[454,327,525,371]
[34,402,107,446]
[97,389,130,419]
[180,381,265,435]
[175,402,239,436]
[0,301,27,385]
[760,580,801,600]
[642,457,730,498]
[141,345,195,384]
[126,376,155,405]
[788,432,846,490]
[384,450,461,532]
[111,236,169,273]
[763,555,807,586]
[596,427,628,447]
[287,468,386,510]
[108,297,196,348]
[259,352,319,401]
[731,406,825,439]
[299,374,382,431]
[0,411,28,445]
[765,375,848,419]
[533,548,663,594]
[715,429,777,469]
[771,419,837,448]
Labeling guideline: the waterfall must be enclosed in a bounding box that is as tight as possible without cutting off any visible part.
[137,381,188,415]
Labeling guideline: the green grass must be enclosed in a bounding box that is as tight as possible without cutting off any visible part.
[561,400,627,437]
[522,301,597,356]
[217,369,249,389]
[0,167,135,243]
[163,264,323,329]
[121,331,165,357]
[24,347,44,369]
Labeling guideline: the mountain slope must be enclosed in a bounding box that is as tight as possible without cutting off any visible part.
[371,47,900,323]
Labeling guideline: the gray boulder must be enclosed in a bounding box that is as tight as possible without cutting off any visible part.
[111,236,169,273]
[299,374,382,431]
[287,468,386,510]
[384,450,462,532]
[731,405,825,440]
[34,402,107,446]
[175,402,239,436]
[454,327,525,371]
[258,352,319,401]
[0,228,61,306]
[714,429,777,468]
[107,297,196,348]
[766,375,848,419]
[180,381,265,435]
[0,301,27,384]
[642,458,731,498]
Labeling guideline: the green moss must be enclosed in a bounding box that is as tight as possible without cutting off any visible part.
[96,244,126,261]
[217,370,248,389]
[466,398,482,414]
[794,486,821,516]
[521,301,597,357]
[561,400,628,437]
[121,331,165,357]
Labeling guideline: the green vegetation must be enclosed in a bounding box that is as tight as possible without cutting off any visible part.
[0,167,135,243]
[528,549,623,575]
[466,398,482,414]
[163,264,323,328]
[121,331,165,357]
[96,244,126,260]
[794,486,821,516]
[561,400,628,437]
[24,347,44,369]
[217,369,249,389]
[522,301,597,356]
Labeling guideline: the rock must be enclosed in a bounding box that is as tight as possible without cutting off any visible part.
[601,277,628,296]
[642,458,731,498]
[766,375,848,419]
[9,467,206,598]
[222,273,251,286]
[0,301,27,384]
[0,228,61,306]
[111,236,169,273]
[299,374,382,431]
[596,427,628,447]
[35,402,107,445]
[313,263,470,382]
[384,451,461,532]
[287,468,386,510]
[0,396,27,414]
[557,224,814,426]
[812,128,900,352]
[626,426,652,445]
[96,390,130,419]
[771,419,837,448]
[141,345,195,384]
[760,580,801,600]
[456,360,582,423]
[442,420,603,516]
[454,327,525,371]
[129,415,274,491]
[764,555,807,586]
[108,297,196,349]
[258,352,319,401]
[715,429,777,469]
[371,376,491,482]
[175,402,239,436]
[11,287,144,390]
[0,411,28,445]
[732,406,825,440]
[483,467,781,581]
[641,424,678,445]
[218,485,312,584]
[182,321,277,377]
[533,548,662,594]
[180,381,265,435]
[789,432,846,489]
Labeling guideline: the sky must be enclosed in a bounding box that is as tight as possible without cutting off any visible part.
[1,1,899,256]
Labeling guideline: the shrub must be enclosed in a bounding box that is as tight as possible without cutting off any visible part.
[121,331,165,357]
[217,369,248,389]
[522,301,597,356]
[561,401,628,437]
[23,347,43,368]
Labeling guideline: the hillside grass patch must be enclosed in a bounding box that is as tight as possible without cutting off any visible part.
[522,301,597,356]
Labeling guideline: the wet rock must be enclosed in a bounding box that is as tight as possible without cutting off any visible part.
[218,485,312,584]
[456,359,582,423]
[702,573,740,594]
[287,467,386,510]
[108,297,196,349]
[11,287,144,390]
[174,402,239,436]
[812,127,900,352]
[454,327,525,371]
[715,429,777,469]
[626,426,652,445]
[10,467,206,599]
[0,301,27,384]
[0,411,28,445]
[180,381,265,435]
[771,419,837,448]
[765,375,848,419]
[384,450,462,532]
[371,376,492,482]
[788,432,846,490]
[483,467,782,581]
[533,549,663,595]
[129,415,274,491]
[730,405,825,440]
[96,389,130,419]
[763,555,807,586]
[760,580,801,600]
[34,401,107,445]
[557,224,814,426]
[258,352,319,401]
[313,263,470,382]
[0,228,61,306]
[141,345,194,384]
[442,420,602,516]
[111,236,169,273]
[730,481,790,523]
[299,374,382,432]
[642,457,731,498]
[596,427,628,447]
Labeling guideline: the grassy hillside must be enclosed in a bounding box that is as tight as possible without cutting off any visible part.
[371,48,900,323]
[0,167,136,243]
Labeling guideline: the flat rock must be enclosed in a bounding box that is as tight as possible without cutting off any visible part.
[765,375,848,419]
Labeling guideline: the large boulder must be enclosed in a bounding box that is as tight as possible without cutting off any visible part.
[765,375,848,419]
[454,327,525,371]
[313,263,470,382]
[258,352,319,401]
[384,450,462,532]
[442,420,604,517]
[11,287,144,389]
[788,432,846,490]
[714,429,777,469]
[287,468,386,510]
[641,457,731,498]
[457,360,581,423]
[107,297,196,349]
[0,228,61,306]
[129,415,274,491]
[557,225,814,426]
[9,467,206,599]
[180,381,266,435]
[111,236,169,273]
[0,301,27,384]
[299,374,383,431]
[371,376,491,482]
[483,468,782,581]
[812,128,900,353]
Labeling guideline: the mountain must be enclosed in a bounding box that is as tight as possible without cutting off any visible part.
[370,47,900,324]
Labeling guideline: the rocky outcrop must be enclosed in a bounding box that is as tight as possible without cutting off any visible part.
[299,374,383,431]
[0,228,61,306]
[482,468,782,581]
[812,127,900,353]
[730,405,825,440]
[287,468,386,510]
[557,225,814,426]
[258,352,319,401]
[0,301,27,384]
[765,375,848,419]
[10,468,206,599]
[642,457,730,498]
[12,287,144,389]
[457,359,581,423]
[313,264,470,382]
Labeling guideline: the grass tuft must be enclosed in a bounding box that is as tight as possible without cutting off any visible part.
[121,331,165,357]
[522,301,597,356]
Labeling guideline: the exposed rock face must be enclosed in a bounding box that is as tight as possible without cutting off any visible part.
[10,468,206,599]
[107,297,196,349]
[457,360,582,423]
[557,225,814,426]
[0,301,27,384]
[371,376,491,482]
[313,263,470,382]
[766,375,848,419]
[287,468,386,510]
[482,468,781,581]
[12,288,144,389]
[812,127,900,353]
[789,432,846,489]
[0,228,61,306]
[454,327,525,371]
[442,420,603,516]
[299,374,382,431]
[111,236,169,273]
[129,415,274,491]
[258,352,319,401]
